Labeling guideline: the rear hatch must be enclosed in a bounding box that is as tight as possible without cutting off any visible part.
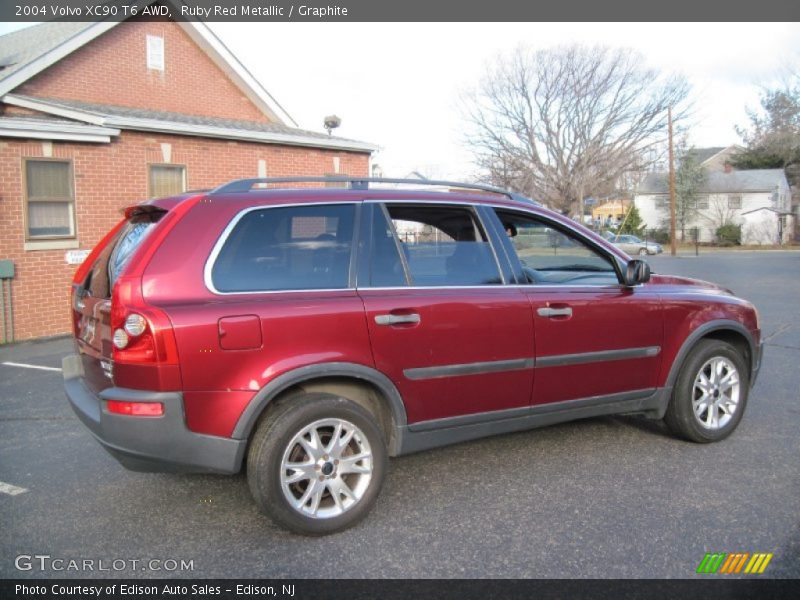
[71,206,166,394]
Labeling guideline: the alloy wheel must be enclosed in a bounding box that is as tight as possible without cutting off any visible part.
[279,418,373,519]
[692,356,741,430]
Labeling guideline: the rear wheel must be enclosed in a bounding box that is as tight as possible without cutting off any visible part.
[247,392,387,535]
[664,339,749,443]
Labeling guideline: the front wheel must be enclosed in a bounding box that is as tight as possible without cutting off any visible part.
[664,339,749,443]
[247,393,387,535]
[639,248,649,256]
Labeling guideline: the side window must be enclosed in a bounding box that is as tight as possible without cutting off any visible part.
[211,204,355,293]
[496,210,618,286]
[367,205,407,287]
[385,204,501,287]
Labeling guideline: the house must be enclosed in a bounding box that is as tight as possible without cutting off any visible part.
[0,20,377,341]
[591,198,630,227]
[686,145,743,172]
[634,169,793,245]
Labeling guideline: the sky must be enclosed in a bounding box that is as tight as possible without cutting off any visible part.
[2,21,799,180]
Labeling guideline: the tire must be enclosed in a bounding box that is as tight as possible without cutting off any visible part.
[639,248,649,256]
[664,339,749,443]
[247,392,387,535]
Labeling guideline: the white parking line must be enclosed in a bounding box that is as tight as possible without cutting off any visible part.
[0,481,29,496]
[1,361,62,372]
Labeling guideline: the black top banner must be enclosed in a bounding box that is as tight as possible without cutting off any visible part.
[1,0,799,22]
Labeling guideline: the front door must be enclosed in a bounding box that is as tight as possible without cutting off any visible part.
[492,209,663,405]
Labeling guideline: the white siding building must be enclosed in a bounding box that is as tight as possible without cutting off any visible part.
[634,169,793,245]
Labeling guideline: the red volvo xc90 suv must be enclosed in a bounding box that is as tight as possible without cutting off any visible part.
[64,177,762,535]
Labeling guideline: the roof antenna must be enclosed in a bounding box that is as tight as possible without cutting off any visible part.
[323,115,341,136]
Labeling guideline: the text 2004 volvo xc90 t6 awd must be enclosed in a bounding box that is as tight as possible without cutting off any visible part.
[64,177,762,535]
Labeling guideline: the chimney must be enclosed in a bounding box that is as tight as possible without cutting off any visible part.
[724,162,733,173]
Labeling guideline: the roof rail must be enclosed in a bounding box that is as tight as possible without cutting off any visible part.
[208,176,539,205]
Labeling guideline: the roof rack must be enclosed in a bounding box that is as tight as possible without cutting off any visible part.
[209,176,539,205]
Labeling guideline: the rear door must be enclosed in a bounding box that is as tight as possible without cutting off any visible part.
[490,208,663,406]
[357,202,534,425]
[72,210,164,393]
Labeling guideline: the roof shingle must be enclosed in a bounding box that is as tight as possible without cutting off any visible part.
[0,22,94,84]
[15,95,363,143]
[637,170,788,194]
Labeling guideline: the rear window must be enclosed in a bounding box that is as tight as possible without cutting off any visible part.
[82,211,163,299]
[109,222,155,287]
[210,204,356,293]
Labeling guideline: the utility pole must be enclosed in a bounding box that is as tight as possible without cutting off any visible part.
[668,106,677,256]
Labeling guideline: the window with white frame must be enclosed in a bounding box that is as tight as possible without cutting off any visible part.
[24,159,76,240]
[697,196,710,210]
[146,35,164,71]
[728,195,742,209]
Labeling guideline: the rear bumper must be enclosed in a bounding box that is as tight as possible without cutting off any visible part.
[63,354,245,474]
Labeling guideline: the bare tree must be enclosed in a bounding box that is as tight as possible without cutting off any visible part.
[701,196,740,238]
[658,139,707,240]
[461,45,690,215]
[734,75,800,187]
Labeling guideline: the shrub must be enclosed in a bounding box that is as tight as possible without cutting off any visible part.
[716,223,742,246]
[648,228,670,244]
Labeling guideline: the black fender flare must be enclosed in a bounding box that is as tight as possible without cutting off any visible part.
[231,362,408,456]
[666,320,759,389]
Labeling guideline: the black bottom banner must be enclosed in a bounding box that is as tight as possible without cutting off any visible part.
[2,579,798,600]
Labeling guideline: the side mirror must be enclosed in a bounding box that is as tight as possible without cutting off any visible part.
[624,259,651,286]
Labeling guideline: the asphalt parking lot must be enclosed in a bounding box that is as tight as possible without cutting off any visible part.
[1,250,798,579]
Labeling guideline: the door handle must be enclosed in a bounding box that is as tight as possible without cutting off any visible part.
[375,313,421,326]
[537,307,573,318]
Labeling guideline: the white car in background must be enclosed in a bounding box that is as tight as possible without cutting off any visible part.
[609,234,664,256]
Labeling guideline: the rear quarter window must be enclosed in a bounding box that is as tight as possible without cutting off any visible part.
[210,204,356,293]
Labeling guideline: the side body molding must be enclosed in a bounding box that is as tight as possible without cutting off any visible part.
[231,362,408,456]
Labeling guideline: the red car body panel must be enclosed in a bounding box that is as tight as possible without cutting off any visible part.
[523,285,664,404]
[360,287,534,423]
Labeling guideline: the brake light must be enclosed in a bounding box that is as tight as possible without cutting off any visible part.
[111,276,179,365]
[107,400,164,417]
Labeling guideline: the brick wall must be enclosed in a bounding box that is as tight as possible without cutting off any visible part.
[0,132,369,340]
[17,21,270,123]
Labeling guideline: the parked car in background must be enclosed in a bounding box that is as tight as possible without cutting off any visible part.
[610,234,663,256]
[64,177,760,535]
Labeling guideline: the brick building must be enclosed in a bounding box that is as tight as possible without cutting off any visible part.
[0,20,375,342]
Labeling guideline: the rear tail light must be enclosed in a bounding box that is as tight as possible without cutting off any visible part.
[106,400,164,417]
[111,277,179,365]
[112,328,130,349]
[124,314,147,336]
